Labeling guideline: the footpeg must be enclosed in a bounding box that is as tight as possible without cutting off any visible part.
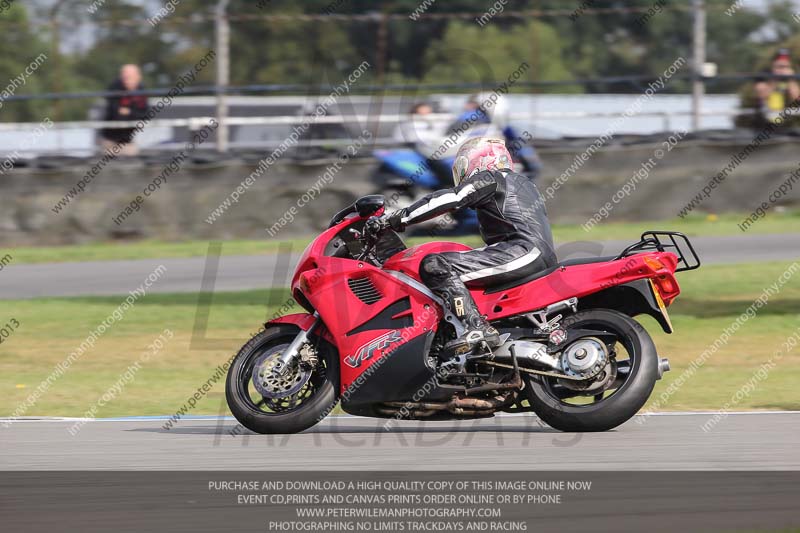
[442,331,487,358]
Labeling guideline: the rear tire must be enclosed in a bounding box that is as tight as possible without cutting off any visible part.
[524,309,658,432]
[225,325,339,434]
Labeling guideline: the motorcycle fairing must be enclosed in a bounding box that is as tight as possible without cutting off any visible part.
[294,252,442,394]
[339,331,452,409]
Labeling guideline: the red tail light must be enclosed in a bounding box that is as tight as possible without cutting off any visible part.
[658,274,676,294]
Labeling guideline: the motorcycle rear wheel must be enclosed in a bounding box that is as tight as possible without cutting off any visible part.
[523,309,658,432]
[225,324,339,434]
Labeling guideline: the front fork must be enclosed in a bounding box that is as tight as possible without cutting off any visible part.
[274,312,320,375]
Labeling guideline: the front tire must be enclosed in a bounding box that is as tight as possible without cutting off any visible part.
[524,309,658,432]
[225,324,339,434]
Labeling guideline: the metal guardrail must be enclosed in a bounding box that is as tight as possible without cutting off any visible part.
[3,108,797,154]
[0,109,777,132]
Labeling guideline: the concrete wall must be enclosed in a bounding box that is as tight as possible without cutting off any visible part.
[2,137,798,246]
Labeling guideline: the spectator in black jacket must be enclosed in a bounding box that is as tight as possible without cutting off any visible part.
[99,64,149,156]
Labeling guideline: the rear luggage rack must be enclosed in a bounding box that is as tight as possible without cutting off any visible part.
[615,231,701,272]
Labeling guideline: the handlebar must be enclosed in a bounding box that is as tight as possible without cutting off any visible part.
[354,216,391,262]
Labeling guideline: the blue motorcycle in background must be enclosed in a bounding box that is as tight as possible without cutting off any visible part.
[373,108,542,235]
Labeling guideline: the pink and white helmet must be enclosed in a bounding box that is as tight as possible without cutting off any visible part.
[452,137,513,185]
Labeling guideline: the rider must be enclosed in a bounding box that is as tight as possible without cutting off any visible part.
[387,137,557,353]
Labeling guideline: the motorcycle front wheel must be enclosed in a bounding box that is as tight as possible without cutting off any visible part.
[225,324,339,434]
[524,309,659,432]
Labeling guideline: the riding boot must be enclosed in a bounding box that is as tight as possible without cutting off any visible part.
[440,279,502,355]
[419,255,502,356]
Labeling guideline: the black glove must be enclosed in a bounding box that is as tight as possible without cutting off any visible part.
[387,210,407,232]
[364,216,388,237]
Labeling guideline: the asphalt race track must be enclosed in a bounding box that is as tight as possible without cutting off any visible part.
[2,412,799,470]
[2,233,799,299]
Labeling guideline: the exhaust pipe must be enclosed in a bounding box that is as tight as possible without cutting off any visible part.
[657,358,670,380]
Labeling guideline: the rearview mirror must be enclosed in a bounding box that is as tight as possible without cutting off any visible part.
[355,195,385,217]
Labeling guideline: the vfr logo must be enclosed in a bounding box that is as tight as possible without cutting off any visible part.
[344,330,403,369]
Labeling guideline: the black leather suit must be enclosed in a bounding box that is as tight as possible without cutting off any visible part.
[392,169,557,336]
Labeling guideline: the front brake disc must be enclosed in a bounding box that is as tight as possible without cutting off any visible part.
[252,350,311,399]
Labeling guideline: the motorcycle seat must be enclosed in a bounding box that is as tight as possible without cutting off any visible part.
[482,255,619,294]
[557,255,619,267]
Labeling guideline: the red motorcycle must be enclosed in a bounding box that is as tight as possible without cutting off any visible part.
[226,195,700,434]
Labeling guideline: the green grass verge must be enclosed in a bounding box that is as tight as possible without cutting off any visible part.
[7,210,800,265]
[1,260,798,418]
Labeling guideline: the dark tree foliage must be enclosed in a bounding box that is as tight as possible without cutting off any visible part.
[3,0,797,120]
